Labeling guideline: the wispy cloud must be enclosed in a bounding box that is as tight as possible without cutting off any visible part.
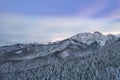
[108,8,120,19]
[75,0,107,18]
[0,14,120,45]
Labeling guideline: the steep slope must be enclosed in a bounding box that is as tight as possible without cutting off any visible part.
[71,31,118,46]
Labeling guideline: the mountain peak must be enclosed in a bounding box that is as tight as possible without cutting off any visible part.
[93,31,102,36]
[70,31,107,46]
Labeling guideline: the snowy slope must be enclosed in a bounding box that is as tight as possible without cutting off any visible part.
[0,31,120,80]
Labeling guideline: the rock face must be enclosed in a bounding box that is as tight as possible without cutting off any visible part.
[70,31,117,46]
[0,31,120,80]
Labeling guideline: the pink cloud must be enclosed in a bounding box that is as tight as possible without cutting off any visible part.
[74,0,107,18]
[108,8,120,19]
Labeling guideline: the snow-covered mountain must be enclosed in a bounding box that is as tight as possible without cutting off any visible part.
[0,31,120,80]
[0,31,116,60]
[70,31,118,46]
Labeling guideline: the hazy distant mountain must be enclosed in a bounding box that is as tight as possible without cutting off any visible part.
[0,31,120,80]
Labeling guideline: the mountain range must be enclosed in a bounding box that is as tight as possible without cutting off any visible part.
[0,31,120,80]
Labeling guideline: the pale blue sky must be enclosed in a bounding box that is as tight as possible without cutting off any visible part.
[0,0,120,45]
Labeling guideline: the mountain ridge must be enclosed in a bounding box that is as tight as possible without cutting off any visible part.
[0,31,120,80]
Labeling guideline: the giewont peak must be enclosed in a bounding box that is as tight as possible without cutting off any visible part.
[70,31,107,46]
[93,31,103,37]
